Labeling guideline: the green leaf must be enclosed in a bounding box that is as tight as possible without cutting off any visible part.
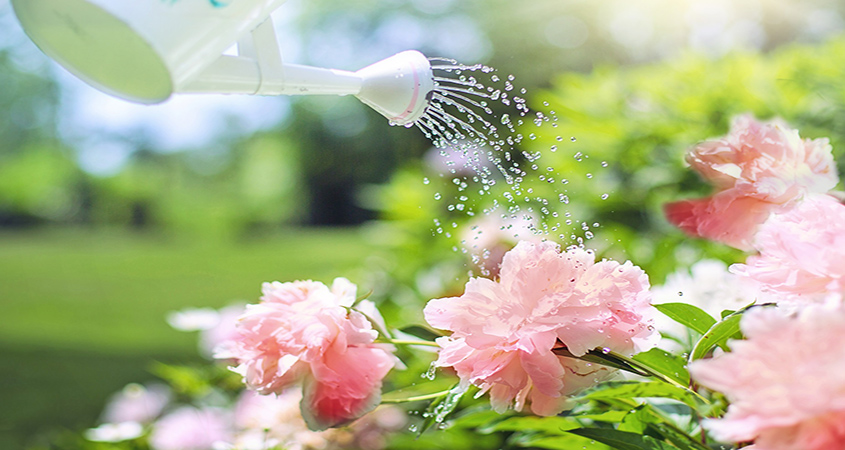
[580,381,701,409]
[653,303,716,335]
[398,325,443,342]
[619,405,651,433]
[648,422,712,450]
[150,362,212,397]
[381,377,456,402]
[481,416,580,434]
[689,313,743,361]
[571,410,629,422]
[632,348,690,386]
[567,428,681,450]
[516,434,613,450]
[417,384,468,436]
[449,408,503,429]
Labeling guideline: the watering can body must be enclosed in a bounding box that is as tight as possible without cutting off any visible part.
[12,0,289,104]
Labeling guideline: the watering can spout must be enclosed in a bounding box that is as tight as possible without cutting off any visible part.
[184,50,435,126]
[354,50,434,126]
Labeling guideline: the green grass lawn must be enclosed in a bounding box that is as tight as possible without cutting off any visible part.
[0,227,374,449]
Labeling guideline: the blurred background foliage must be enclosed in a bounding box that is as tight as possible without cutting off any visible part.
[3,0,845,448]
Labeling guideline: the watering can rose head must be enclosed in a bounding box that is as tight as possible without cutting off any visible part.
[218,278,398,431]
[423,240,658,416]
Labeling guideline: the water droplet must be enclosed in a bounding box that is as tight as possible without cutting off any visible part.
[422,177,430,185]
[570,136,577,142]
[422,362,437,380]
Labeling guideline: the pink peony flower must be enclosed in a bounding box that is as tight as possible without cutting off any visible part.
[221,278,398,431]
[101,383,171,425]
[461,214,545,277]
[665,115,838,250]
[730,194,845,305]
[233,389,332,450]
[423,241,658,416]
[231,389,407,450]
[689,303,845,450]
[149,406,232,450]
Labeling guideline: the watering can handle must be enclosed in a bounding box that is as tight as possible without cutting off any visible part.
[182,18,363,97]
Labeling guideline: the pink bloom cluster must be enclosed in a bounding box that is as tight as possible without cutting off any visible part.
[731,194,845,305]
[665,115,838,250]
[232,389,406,450]
[690,304,845,450]
[424,241,658,416]
[220,278,398,431]
[666,116,845,448]
[232,389,334,450]
[149,407,233,450]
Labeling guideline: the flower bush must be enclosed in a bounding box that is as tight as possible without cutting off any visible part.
[61,37,845,450]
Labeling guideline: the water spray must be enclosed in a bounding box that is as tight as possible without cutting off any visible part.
[11,0,435,126]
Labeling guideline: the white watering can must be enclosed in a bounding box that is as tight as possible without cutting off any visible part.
[11,0,435,126]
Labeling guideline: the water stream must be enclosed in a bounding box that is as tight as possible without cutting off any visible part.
[408,57,600,273]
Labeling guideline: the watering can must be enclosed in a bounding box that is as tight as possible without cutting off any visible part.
[11,0,434,125]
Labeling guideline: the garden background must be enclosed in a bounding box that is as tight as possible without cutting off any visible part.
[3,0,845,448]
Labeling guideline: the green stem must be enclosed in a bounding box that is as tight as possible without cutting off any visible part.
[606,349,710,405]
[380,389,451,404]
[646,405,712,450]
